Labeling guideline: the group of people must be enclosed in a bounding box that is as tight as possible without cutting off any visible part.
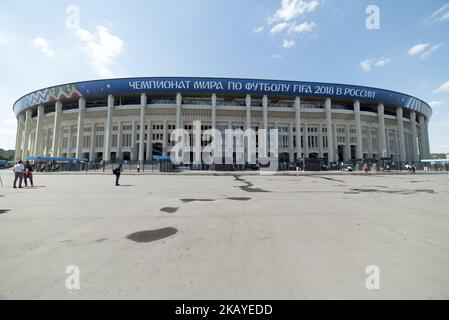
[405,163,417,174]
[12,160,34,189]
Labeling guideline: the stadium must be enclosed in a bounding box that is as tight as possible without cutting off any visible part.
[13,77,432,170]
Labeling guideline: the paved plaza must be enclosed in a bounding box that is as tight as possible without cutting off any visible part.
[0,171,449,299]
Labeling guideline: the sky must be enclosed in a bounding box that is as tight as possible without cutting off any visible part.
[0,0,448,152]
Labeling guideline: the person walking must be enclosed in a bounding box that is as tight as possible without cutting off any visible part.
[113,163,122,186]
[363,163,369,173]
[24,161,34,187]
[13,161,25,189]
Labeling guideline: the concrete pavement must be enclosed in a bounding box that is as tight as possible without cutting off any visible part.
[0,171,448,299]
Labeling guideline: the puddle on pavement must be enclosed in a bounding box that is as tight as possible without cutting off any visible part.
[226,197,251,201]
[316,176,345,183]
[349,188,442,195]
[0,209,11,214]
[160,207,179,213]
[127,227,178,243]
[181,199,215,203]
[234,176,271,193]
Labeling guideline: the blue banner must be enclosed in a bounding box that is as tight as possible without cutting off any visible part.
[13,77,432,118]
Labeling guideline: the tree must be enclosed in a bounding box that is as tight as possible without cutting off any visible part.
[0,149,15,161]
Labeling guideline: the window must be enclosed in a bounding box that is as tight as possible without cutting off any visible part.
[62,137,68,148]
[122,134,132,147]
[95,135,104,148]
[70,136,77,148]
[112,134,118,147]
[83,136,91,148]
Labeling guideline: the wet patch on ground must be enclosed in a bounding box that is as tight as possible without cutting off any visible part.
[160,207,179,214]
[316,176,345,183]
[95,238,108,243]
[226,197,251,201]
[0,209,11,214]
[233,176,271,193]
[126,227,178,243]
[180,199,215,203]
[349,188,441,195]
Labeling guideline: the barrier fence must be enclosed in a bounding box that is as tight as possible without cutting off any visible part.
[13,159,449,174]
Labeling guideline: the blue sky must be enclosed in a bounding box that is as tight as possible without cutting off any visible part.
[0,0,448,152]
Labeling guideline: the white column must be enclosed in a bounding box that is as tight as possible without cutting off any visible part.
[294,97,301,160]
[396,107,406,163]
[345,125,351,161]
[244,95,251,131]
[33,105,44,157]
[212,94,217,130]
[104,94,114,161]
[15,114,25,161]
[176,93,182,129]
[51,101,62,157]
[146,120,152,161]
[138,94,147,162]
[304,123,309,158]
[117,121,123,161]
[289,122,294,162]
[90,124,96,160]
[22,109,32,160]
[131,121,137,160]
[367,126,373,158]
[424,118,430,158]
[377,103,387,158]
[29,131,35,157]
[354,100,363,160]
[418,115,427,160]
[75,97,86,158]
[67,123,73,157]
[262,95,268,130]
[318,124,323,158]
[325,98,335,163]
[163,120,168,156]
[410,111,419,162]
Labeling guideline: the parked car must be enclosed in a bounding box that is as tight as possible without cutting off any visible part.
[341,163,353,172]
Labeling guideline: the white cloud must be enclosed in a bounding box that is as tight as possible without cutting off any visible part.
[420,44,443,59]
[434,80,449,94]
[270,22,289,34]
[32,37,55,57]
[407,43,430,56]
[426,4,449,23]
[74,26,125,78]
[253,26,264,33]
[268,0,320,24]
[429,101,446,108]
[287,21,316,34]
[258,0,320,48]
[282,39,295,48]
[360,57,391,71]
[407,43,442,59]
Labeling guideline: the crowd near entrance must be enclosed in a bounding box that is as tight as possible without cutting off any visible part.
[14,155,449,174]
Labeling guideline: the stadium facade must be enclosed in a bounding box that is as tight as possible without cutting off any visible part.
[13,77,432,166]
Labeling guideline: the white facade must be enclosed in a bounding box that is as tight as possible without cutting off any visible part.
[14,93,431,164]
